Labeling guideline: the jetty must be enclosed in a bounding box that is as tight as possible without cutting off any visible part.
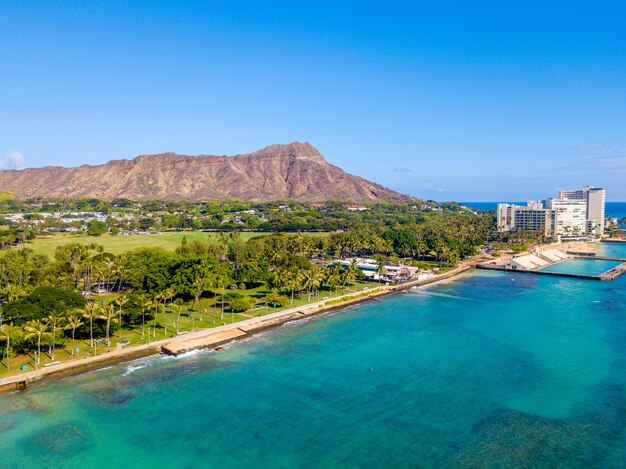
[476,264,602,280]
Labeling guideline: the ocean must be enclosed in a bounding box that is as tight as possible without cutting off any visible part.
[1,244,626,467]
[462,201,626,220]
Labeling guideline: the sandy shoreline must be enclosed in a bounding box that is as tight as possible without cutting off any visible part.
[0,264,473,394]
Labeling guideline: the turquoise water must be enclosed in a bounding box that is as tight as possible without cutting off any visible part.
[2,270,626,468]
[597,241,626,258]
[541,258,621,276]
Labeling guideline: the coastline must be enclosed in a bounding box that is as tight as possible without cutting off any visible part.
[0,264,473,394]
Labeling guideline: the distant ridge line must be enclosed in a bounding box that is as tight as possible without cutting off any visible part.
[0,142,412,203]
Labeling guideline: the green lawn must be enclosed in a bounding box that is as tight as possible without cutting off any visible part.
[20,231,329,257]
[116,279,372,344]
[0,280,374,378]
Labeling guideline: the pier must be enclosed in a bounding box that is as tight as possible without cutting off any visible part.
[476,264,602,280]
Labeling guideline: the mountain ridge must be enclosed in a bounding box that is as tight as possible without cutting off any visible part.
[0,142,411,202]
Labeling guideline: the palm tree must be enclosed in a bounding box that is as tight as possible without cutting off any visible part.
[164,288,176,307]
[219,278,226,320]
[271,267,290,292]
[432,238,448,268]
[112,259,126,294]
[0,323,21,370]
[415,239,427,261]
[344,261,359,289]
[191,276,206,311]
[191,267,217,311]
[24,320,51,370]
[172,298,185,334]
[114,294,129,339]
[65,313,84,356]
[83,302,99,348]
[300,267,320,302]
[325,265,343,291]
[311,266,326,299]
[286,269,304,306]
[149,296,161,338]
[376,263,387,283]
[137,294,151,337]
[103,259,117,293]
[158,291,170,335]
[97,303,117,346]
[45,311,66,361]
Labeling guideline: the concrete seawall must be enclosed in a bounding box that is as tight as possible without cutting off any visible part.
[160,265,473,357]
[0,344,164,394]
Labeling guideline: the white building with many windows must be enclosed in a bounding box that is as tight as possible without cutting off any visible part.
[544,198,588,237]
[497,202,552,237]
[558,185,606,235]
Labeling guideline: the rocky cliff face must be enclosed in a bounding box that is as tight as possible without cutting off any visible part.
[0,142,410,202]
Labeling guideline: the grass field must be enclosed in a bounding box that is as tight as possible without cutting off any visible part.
[20,231,329,257]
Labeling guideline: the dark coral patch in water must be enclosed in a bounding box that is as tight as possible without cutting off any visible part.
[94,388,137,406]
[26,423,91,455]
[450,410,620,468]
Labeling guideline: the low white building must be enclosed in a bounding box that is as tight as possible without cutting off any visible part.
[510,254,550,270]
[537,249,569,263]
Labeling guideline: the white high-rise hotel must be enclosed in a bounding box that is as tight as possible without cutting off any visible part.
[557,185,606,234]
[497,185,606,238]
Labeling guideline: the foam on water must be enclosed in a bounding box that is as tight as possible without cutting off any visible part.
[172,348,204,359]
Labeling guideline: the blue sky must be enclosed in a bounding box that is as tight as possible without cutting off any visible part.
[1,1,625,201]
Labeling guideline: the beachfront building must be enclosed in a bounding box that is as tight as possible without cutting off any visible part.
[558,185,606,235]
[497,201,552,236]
[331,258,419,281]
[544,198,588,237]
[496,204,515,232]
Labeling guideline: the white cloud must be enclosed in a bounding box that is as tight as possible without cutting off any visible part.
[588,142,626,156]
[0,150,26,170]
[589,155,626,168]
